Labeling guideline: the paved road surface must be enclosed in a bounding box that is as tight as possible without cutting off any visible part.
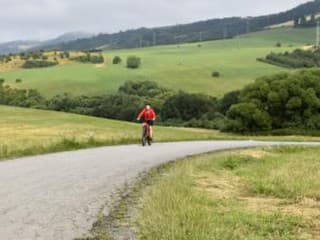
[0,141,319,240]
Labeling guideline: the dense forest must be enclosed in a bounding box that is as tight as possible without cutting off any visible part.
[36,0,320,51]
[224,70,320,133]
[1,70,320,134]
[259,48,320,68]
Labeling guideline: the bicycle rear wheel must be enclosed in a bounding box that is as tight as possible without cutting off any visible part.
[142,128,147,146]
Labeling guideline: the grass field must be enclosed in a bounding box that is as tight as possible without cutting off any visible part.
[137,146,320,240]
[0,105,226,159]
[0,27,316,98]
[2,105,320,160]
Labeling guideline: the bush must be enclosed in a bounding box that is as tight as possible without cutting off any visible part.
[22,60,58,69]
[212,71,220,78]
[261,48,320,68]
[118,81,170,98]
[89,55,104,64]
[16,79,22,83]
[71,53,104,64]
[161,92,217,121]
[127,56,141,69]
[113,56,122,64]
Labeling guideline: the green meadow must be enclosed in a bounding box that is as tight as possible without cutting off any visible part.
[1,27,316,98]
[136,146,320,240]
[0,105,224,159]
[1,105,320,160]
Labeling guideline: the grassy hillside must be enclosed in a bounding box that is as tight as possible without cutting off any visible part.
[0,105,225,159]
[0,51,103,72]
[240,27,317,45]
[0,27,316,98]
[2,105,320,160]
[136,146,320,240]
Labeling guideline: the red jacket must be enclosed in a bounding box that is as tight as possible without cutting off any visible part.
[137,108,156,121]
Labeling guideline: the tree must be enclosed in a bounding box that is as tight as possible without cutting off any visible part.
[212,71,220,77]
[113,56,122,64]
[126,56,141,69]
[161,92,217,121]
[224,70,320,132]
[226,103,272,132]
[218,91,240,114]
[300,15,307,26]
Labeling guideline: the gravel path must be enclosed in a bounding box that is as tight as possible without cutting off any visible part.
[0,140,319,240]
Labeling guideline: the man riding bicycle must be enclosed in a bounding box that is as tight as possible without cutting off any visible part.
[137,104,156,140]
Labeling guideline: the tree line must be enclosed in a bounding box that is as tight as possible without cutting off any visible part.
[1,70,320,135]
[258,48,320,69]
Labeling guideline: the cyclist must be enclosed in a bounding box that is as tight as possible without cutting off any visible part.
[137,104,156,140]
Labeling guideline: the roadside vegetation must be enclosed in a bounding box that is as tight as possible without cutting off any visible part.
[136,146,320,240]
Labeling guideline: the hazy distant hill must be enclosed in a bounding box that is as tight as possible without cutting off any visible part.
[0,32,93,54]
[0,40,40,55]
[45,0,320,51]
[32,32,94,51]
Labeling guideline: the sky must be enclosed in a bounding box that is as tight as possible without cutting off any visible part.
[0,0,309,43]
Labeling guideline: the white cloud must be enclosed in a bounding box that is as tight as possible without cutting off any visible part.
[0,0,309,42]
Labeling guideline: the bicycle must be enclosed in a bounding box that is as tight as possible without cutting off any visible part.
[141,122,152,146]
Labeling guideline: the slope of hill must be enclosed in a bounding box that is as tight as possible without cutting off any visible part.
[1,27,315,98]
[0,32,93,55]
[32,32,94,51]
[0,105,226,159]
[0,40,41,55]
[1,105,319,160]
[45,0,320,51]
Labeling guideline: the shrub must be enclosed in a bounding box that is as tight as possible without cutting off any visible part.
[22,60,58,69]
[161,92,217,121]
[113,56,122,64]
[89,55,104,64]
[71,54,104,64]
[261,48,320,68]
[64,52,70,58]
[225,102,272,132]
[212,71,220,78]
[127,56,141,69]
[16,79,22,83]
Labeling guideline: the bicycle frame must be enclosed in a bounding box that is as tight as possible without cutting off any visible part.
[142,122,152,146]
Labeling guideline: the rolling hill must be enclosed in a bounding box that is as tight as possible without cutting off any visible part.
[42,0,320,51]
[0,27,316,98]
[1,105,319,160]
[0,32,93,55]
[0,105,226,159]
